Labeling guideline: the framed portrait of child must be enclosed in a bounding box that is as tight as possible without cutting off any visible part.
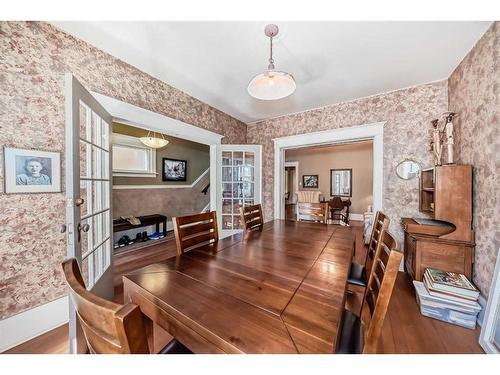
[3,147,61,193]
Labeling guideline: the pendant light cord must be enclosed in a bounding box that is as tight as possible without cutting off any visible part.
[268,35,275,70]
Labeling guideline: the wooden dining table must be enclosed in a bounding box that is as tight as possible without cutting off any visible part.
[122,219,355,353]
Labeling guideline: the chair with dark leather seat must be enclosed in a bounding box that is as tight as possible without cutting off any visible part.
[62,258,192,354]
[336,230,402,354]
[347,211,390,291]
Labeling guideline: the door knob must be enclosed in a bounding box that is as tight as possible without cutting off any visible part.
[75,198,85,207]
[77,222,90,243]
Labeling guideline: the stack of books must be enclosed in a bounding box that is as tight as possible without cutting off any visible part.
[413,268,482,329]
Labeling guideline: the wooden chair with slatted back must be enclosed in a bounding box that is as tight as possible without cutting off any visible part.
[62,258,191,354]
[172,211,219,256]
[297,202,329,224]
[336,230,402,354]
[347,211,390,292]
[239,204,264,231]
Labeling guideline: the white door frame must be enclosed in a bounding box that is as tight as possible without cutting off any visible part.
[218,144,262,238]
[272,122,385,220]
[90,92,224,220]
[284,161,299,203]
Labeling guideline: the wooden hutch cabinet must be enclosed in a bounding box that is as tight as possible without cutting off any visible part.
[402,165,475,281]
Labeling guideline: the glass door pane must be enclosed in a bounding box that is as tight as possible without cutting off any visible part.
[78,101,111,289]
[219,145,261,235]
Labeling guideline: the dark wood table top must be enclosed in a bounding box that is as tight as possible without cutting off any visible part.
[123,219,355,353]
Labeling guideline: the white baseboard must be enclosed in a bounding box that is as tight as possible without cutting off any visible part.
[0,296,68,352]
[349,213,364,221]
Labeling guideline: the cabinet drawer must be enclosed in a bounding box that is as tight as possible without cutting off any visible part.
[420,241,466,275]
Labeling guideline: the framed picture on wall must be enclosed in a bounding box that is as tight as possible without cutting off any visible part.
[162,158,187,181]
[3,147,61,193]
[302,174,319,188]
[330,168,352,197]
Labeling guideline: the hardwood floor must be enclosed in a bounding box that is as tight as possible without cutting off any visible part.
[3,221,483,354]
[285,203,296,221]
[3,324,68,354]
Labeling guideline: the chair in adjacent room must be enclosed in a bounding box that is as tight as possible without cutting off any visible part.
[62,258,191,354]
[240,204,264,231]
[347,211,390,292]
[336,230,402,354]
[296,190,322,204]
[329,196,351,225]
[172,211,219,255]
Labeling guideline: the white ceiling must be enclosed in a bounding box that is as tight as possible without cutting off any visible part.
[52,21,491,123]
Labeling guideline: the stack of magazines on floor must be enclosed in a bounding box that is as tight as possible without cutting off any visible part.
[413,267,481,329]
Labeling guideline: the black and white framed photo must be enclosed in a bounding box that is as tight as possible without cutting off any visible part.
[162,158,187,181]
[302,174,319,189]
[3,147,61,193]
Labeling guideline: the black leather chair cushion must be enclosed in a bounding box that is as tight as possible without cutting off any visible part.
[159,339,193,354]
[347,262,367,287]
[336,309,363,354]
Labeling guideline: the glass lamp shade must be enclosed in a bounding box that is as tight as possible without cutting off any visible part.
[247,70,296,100]
[139,136,169,149]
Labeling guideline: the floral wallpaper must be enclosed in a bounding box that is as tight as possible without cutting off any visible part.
[0,20,498,323]
[0,21,246,320]
[448,21,499,297]
[247,81,448,247]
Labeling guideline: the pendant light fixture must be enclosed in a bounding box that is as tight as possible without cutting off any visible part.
[247,24,296,101]
[139,130,169,149]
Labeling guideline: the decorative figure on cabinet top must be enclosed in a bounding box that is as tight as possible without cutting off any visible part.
[429,112,457,166]
[445,112,457,165]
[430,119,443,166]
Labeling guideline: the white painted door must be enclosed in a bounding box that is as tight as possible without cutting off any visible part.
[218,145,262,238]
[64,74,113,353]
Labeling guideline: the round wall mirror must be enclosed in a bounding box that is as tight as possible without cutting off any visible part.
[396,159,421,180]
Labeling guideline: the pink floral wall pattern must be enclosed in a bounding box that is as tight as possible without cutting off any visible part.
[448,21,499,297]
[0,21,246,320]
[247,81,449,246]
[0,20,498,323]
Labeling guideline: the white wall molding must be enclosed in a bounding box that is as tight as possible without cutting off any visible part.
[92,92,224,146]
[0,296,68,352]
[284,161,299,203]
[113,168,210,190]
[273,122,385,220]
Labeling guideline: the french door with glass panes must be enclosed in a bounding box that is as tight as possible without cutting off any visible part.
[64,74,113,353]
[219,145,262,237]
